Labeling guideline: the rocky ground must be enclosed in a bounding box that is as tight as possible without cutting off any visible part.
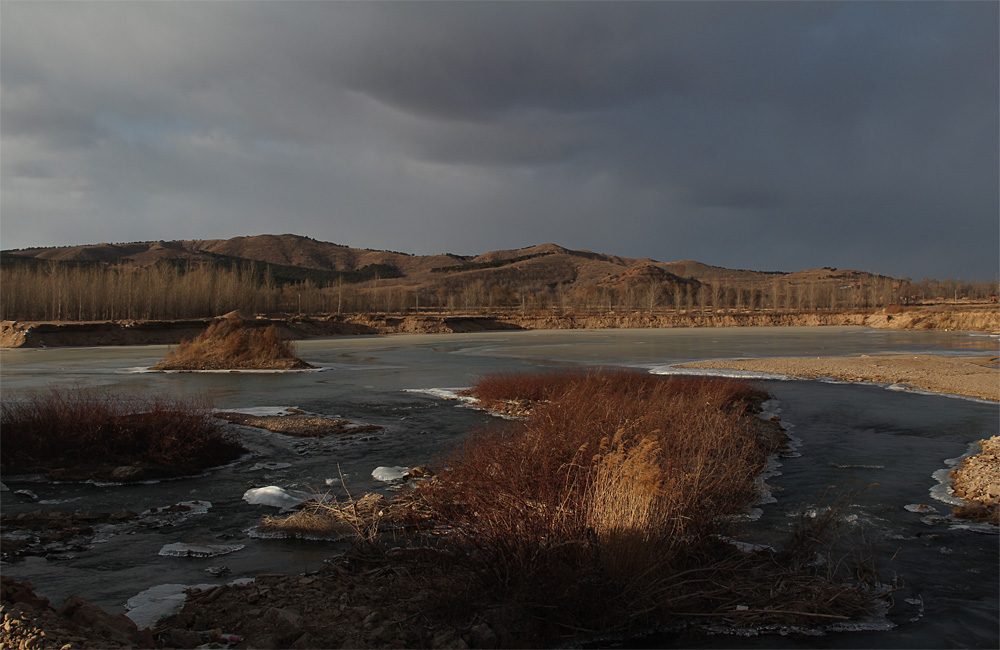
[152,552,507,650]
[677,354,1000,402]
[1,577,154,650]
[950,436,1000,522]
[214,411,382,437]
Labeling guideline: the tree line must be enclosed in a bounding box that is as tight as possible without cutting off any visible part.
[1,260,996,322]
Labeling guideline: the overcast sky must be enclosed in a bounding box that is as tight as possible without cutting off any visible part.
[2,1,997,280]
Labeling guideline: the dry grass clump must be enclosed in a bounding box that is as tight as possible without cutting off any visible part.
[153,316,312,370]
[259,490,438,551]
[259,493,391,540]
[0,388,244,480]
[412,369,880,639]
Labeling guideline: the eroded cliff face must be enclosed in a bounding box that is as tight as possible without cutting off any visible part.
[2,307,996,348]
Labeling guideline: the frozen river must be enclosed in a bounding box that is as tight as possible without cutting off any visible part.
[1,326,997,647]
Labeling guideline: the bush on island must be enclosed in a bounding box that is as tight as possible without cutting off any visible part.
[1,388,244,481]
[153,315,313,371]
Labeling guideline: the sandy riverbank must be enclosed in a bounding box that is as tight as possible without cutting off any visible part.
[676,354,1000,401]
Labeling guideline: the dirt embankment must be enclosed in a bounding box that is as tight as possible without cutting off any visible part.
[3,306,997,348]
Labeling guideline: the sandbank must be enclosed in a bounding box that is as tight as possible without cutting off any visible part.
[676,354,999,401]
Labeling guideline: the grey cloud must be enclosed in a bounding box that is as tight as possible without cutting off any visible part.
[1,1,996,280]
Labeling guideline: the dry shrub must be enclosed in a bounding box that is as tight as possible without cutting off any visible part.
[154,316,312,370]
[415,369,880,639]
[260,493,390,541]
[0,388,243,479]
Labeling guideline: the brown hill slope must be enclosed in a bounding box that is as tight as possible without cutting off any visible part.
[4,234,886,295]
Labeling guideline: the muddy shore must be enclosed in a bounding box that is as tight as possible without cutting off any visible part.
[3,305,997,348]
[675,354,999,402]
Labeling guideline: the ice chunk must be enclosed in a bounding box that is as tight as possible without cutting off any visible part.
[125,583,214,628]
[243,486,314,509]
[648,365,791,381]
[220,406,303,417]
[248,462,292,472]
[158,543,245,558]
[372,466,410,482]
[403,388,475,402]
[905,503,939,514]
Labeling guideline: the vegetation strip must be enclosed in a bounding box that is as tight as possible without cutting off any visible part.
[0,389,244,482]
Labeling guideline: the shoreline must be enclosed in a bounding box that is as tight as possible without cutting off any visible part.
[2,304,998,348]
[675,354,1000,402]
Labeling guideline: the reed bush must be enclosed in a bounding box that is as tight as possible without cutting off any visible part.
[153,317,312,370]
[0,388,244,479]
[415,369,879,639]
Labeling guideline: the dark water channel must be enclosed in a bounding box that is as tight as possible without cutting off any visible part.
[1,327,997,647]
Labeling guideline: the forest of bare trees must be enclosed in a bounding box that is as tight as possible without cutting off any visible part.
[1,261,996,322]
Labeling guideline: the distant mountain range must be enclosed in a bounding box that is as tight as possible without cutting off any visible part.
[1,233,878,291]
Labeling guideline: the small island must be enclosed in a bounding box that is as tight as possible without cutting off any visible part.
[152,314,314,371]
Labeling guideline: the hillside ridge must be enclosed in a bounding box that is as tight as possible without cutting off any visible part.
[4,233,865,289]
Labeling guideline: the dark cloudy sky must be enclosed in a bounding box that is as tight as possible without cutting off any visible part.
[2,1,997,280]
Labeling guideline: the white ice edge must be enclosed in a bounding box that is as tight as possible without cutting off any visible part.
[248,462,293,472]
[648,365,792,381]
[158,542,245,558]
[142,500,212,517]
[929,439,988,508]
[126,366,328,374]
[403,387,476,403]
[216,406,305,417]
[124,578,253,629]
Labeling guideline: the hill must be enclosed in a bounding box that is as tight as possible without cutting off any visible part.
[5,233,872,292]
[3,234,914,322]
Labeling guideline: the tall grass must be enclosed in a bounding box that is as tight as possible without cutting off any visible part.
[1,388,244,479]
[415,370,876,638]
[153,317,311,370]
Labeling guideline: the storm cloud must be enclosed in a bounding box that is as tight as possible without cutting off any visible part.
[2,1,996,279]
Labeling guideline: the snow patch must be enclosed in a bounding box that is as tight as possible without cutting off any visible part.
[243,486,316,509]
[125,583,214,628]
[372,466,410,483]
[648,365,791,381]
[404,387,476,403]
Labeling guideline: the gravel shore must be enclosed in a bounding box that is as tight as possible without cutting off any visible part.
[676,354,999,401]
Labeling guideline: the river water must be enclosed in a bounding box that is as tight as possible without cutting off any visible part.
[1,326,997,647]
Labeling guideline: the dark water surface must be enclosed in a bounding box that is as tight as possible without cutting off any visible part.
[1,327,997,647]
